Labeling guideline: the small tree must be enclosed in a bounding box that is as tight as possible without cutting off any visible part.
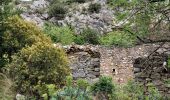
[0,16,51,68]
[7,42,70,98]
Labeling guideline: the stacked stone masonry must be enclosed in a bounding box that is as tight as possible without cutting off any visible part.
[62,43,170,96]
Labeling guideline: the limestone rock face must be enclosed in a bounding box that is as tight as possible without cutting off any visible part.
[18,0,49,26]
[18,0,114,34]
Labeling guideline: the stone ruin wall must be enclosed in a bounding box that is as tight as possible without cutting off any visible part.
[66,46,100,83]
[62,43,170,96]
[134,54,170,96]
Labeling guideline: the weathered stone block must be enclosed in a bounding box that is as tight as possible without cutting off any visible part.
[134,68,141,73]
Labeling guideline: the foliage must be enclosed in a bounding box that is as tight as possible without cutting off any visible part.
[122,81,163,100]
[123,81,145,100]
[0,73,15,100]
[74,35,86,45]
[0,0,17,20]
[107,0,170,43]
[88,3,101,13]
[164,79,170,88]
[146,83,161,100]
[100,31,136,47]
[6,42,70,98]
[91,76,115,100]
[0,16,51,68]
[50,76,92,100]
[42,84,57,100]
[43,22,75,45]
[79,28,100,45]
[48,2,67,19]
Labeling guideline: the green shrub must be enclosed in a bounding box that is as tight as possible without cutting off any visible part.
[91,76,115,100]
[0,0,17,20]
[48,3,67,19]
[0,16,51,68]
[146,83,161,100]
[79,28,100,45]
[74,35,86,45]
[50,76,92,100]
[7,42,70,98]
[100,31,136,47]
[122,81,163,100]
[88,3,101,13]
[43,23,75,45]
[123,81,145,100]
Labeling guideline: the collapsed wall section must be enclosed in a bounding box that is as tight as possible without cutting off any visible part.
[134,53,170,96]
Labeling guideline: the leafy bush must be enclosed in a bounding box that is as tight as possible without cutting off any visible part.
[91,76,115,100]
[48,3,67,19]
[43,23,75,45]
[88,3,101,13]
[78,28,100,45]
[0,16,51,68]
[7,42,70,98]
[100,31,136,47]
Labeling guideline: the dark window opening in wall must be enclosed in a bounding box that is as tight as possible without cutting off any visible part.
[112,69,115,74]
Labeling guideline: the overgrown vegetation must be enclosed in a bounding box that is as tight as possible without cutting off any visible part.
[1,0,170,99]
[106,0,169,43]
[100,31,136,47]
[49,76,92,100]
[43,76,168,100]
[77,28,100,45]
[43,22,75,45]
[91,76,115,100]
[6,42,70,98]
[0,16,51,68]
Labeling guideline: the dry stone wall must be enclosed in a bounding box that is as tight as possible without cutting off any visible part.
[65,45,100,83]
[134,53,170,96]
[62,43,170,95]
